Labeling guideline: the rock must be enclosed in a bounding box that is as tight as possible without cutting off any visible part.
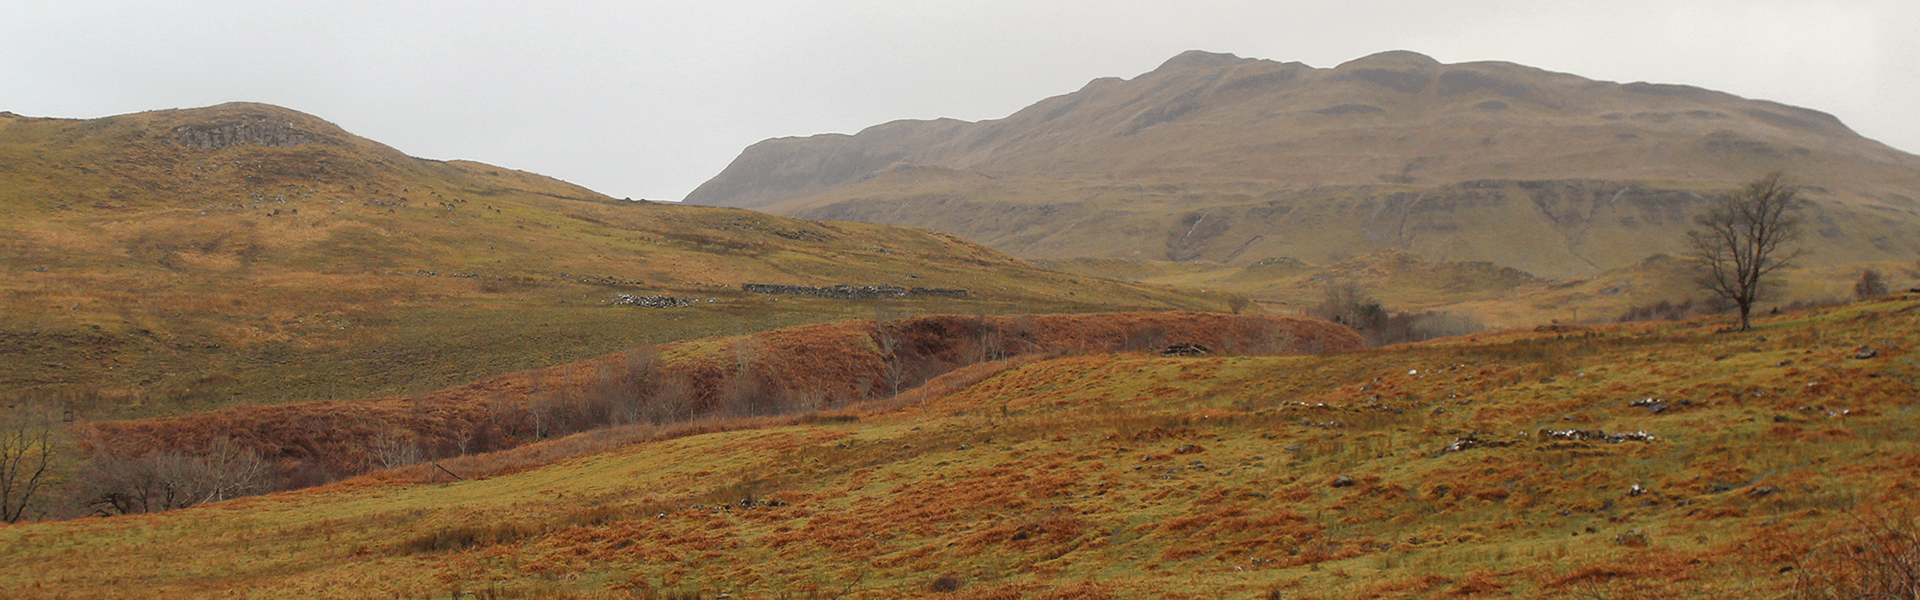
[1331,476,1356,488]
[1161,343,1211,357]
[608,294,694,308]
[1852,347,1878,359]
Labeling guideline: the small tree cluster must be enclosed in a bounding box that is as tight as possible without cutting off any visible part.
[1310,282,1483,346]
[75,437,276,516]
[1854,270,1889,300]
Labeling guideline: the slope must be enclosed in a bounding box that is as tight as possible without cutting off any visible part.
[5,295,1916,599]
[0,103,1225,416]
[685,50,1920,281]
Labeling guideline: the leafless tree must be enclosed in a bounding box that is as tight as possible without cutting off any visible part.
[1689,171,1804,331]
[195,436,274,503]
[1,403,60,522]
[872,305,910,396]
[368,427,424,470]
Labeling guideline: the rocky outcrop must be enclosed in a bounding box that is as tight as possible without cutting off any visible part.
[173,117,317,150]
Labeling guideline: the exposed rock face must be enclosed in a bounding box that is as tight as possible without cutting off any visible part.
[174,117,317,150]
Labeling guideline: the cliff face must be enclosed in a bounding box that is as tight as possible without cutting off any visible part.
[684,50,1920,277]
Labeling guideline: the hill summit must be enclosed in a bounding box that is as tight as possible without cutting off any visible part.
[685,50,1920,279]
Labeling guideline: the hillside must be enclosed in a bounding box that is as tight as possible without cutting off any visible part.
[0,103,1226,417]
[685,49,1920,289]
[3,295,1916,598]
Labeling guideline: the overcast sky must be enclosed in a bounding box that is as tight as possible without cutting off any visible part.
[4,0,1914,201]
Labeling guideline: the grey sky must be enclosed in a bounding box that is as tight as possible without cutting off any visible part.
[4,0,1914,201]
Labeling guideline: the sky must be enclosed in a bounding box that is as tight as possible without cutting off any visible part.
[4,0,1914,201]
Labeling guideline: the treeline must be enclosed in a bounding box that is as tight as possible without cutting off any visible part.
[2,311,1363,522]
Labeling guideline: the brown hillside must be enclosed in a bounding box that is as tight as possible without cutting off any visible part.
[80,311,1359,484]
[685,51,1920,279]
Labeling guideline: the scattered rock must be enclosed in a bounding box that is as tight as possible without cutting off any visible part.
[608,294,694,308]
[1537,428,1657,443]
[1440,432,1514,454]
[1161,343,1211,357]
[1852,346,1878,359]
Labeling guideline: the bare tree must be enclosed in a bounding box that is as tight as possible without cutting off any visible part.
[872,305,910,397]
[368,427,424,470]
[195,437,274,504]
[1688,171,1804,331]
[0,404,59,522]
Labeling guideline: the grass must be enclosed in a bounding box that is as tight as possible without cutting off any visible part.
[2,296,1915,598]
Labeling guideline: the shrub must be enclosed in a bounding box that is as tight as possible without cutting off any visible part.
[929,575,964,593]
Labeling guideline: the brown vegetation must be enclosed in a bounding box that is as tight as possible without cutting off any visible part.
[68,311,1357,510]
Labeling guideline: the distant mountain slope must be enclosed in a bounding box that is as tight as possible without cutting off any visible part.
[686,50,1920,279]
[0,103,1224,414]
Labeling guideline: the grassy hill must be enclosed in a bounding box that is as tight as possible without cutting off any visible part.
[0,103,1227,417]
[5,296,1915,599]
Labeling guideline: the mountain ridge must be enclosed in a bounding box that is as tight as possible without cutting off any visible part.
[682,50,1920,300]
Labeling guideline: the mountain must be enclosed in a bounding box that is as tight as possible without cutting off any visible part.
[0,103,1225,415]
[6,295,1917,597]
[685,50,1920,281]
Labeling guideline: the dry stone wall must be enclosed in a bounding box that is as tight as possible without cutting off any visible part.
[741,283,969,300]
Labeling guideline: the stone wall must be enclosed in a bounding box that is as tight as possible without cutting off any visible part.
[741,283,969,300]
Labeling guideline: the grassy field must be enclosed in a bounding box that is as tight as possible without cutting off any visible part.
[5,296,1914,599]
